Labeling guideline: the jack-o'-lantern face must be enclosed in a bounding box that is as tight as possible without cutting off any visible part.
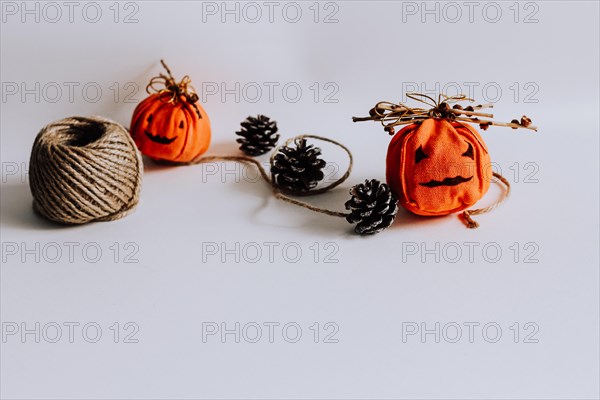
[130,93,211,163]
[386,118,491,216]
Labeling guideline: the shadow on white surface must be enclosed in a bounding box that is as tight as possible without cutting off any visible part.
[390,207,454,230]
[0,182,71,231]
[206,140,246,157]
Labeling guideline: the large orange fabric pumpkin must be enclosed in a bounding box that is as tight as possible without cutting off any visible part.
[386,118,491,216]
[130,92,211,163]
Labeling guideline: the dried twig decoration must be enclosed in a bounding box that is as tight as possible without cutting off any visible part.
[352,93,537,135]
[146,59,202,119]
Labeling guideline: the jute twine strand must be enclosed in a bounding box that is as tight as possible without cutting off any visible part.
[462,172,511,228]
[352,93,538,134]
[188,134,353,218]
[29,116,143,224]
[190,135,510,226]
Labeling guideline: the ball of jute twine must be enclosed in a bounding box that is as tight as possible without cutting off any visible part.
[29,116,143,224]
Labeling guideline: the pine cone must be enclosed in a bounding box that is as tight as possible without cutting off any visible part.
[345,179,398,234]
[271,138,326,193]
[236,115,279,156]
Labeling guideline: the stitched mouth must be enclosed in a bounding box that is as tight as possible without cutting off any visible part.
[145,130,177,145]
[419,176,473,188]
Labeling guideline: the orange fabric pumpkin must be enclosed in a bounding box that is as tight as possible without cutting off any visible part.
[386,118,491,216]
[130,92,211,163]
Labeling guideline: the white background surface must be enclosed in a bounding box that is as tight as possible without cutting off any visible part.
[1,1,599,399]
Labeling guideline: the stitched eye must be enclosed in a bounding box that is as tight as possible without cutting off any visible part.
[462,142,474,159]
[147,114,153,123]
[415,146,428,164]
[179,120,184,129]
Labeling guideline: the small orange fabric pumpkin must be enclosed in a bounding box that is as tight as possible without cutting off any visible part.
[386,118,490,216]
[130,60,211,163]
[130,92,210,163]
